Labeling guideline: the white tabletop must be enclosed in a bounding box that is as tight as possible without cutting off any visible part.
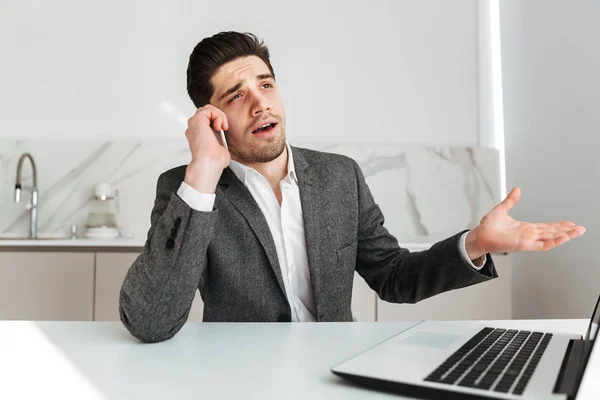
[0,320,591,400]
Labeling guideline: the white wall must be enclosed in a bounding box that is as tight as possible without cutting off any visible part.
[0,0,479,145]
[501,0,600,318]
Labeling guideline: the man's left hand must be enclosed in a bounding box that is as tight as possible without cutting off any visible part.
[465,187,586,260]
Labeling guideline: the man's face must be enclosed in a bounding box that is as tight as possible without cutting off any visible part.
[209,55,286,164]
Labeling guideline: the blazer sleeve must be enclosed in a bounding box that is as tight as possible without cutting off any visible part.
[351,160,498,304]
[119,170,218,343]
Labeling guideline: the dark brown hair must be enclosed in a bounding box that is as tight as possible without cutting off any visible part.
[186,31,275,108]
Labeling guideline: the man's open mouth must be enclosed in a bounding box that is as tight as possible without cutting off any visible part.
[252,122,278,134]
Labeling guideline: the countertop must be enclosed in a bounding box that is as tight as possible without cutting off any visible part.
[0,238,435,253]
[0,238,147,252]
[0,319,594,400]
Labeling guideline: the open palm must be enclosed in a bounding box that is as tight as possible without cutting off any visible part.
[473,188,585,254]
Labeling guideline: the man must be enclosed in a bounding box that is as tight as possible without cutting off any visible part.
[119,32,585,343]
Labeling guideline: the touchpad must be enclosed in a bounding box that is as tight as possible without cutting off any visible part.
[397,331,463,350]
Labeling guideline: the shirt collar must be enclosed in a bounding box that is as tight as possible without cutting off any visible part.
[229,142,297,186]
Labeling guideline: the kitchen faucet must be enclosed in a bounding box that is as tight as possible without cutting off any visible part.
[14,153,38,239]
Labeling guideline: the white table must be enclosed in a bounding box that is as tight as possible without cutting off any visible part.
[0,320,592,399]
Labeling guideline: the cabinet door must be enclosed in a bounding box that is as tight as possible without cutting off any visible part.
[95,252,204,321]
[0,252,94,320]
[376,254,512,321]
[352,272,376,321]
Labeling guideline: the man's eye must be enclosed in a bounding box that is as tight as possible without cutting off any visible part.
[228,94,241,103]
[262,83,272,89]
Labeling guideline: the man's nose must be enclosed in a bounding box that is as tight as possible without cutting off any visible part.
[251,93,271,116]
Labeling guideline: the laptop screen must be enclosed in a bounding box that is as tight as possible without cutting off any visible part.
[583,294,600,344]
[574,294,600,397]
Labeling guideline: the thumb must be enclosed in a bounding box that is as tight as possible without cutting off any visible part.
[496,187,521,213]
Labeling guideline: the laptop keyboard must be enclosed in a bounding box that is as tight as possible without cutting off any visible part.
[424,327,553,395]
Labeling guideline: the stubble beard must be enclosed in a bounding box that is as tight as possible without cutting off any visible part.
[229,124,287,164]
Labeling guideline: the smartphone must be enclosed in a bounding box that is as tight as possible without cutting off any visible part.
[215,128,228,150]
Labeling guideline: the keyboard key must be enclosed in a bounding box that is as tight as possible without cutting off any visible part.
[494,383,513,393]
[458,377,478,388]
[425,328,551,394]
[471,363,489,373]
[489,366,505,374]
[440,372,463,384]
[513,387,525,395]
[476,379,496,390]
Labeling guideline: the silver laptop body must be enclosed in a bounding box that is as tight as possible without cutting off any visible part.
[332,295,600,399]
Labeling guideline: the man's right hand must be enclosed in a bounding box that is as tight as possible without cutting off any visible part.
[184,105,231,194]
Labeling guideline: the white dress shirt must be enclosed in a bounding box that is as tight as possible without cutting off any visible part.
[176,143,486,322]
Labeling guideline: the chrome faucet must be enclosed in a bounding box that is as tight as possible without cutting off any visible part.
[14,153,38,239]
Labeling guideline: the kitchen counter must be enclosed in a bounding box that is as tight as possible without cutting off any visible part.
[0,238,434,253]
[0,238,146,252]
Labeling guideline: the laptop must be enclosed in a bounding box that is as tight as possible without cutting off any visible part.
[332,294,600,399]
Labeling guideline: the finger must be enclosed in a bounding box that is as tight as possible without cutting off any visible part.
[555,221,576,227]
[208,110,228,131]
[535,234,572,251]
[554,235,571,247]
[212,115,224,132]
[188,106,227,130]
[221,113,229,131]
[534,221,576,229]
[218,114,229,131]
[550,225,586,237]
[533,239,559,252]
[192,105,211,119]
[192,107,225,126]
[566,226,586,239]
[497,187,521,212]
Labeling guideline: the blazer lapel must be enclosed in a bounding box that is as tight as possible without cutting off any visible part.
[217,168,287,299]
[292,148,325,321]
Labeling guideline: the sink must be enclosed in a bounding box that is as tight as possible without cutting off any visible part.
[0,232,71,240]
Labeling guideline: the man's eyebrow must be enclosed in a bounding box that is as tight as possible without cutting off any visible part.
[257,73,274,81]
[217,74,275,102]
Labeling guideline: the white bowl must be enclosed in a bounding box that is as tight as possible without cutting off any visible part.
[83,227,120,239]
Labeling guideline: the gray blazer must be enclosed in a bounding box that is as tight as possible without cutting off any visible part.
[119,146,497,342]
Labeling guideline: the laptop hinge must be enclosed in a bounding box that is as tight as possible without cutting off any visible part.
[553,338,592,398]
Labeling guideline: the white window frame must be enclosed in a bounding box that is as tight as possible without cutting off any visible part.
[478,0,507,200]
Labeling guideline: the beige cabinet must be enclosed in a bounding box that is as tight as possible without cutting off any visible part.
[0,251,508,322]
[0,252,94,320]
[94,252,204,321]
[376,254,512,321]
[352,272,376,321]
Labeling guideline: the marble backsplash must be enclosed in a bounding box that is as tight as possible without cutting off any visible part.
[0,139,501,243]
